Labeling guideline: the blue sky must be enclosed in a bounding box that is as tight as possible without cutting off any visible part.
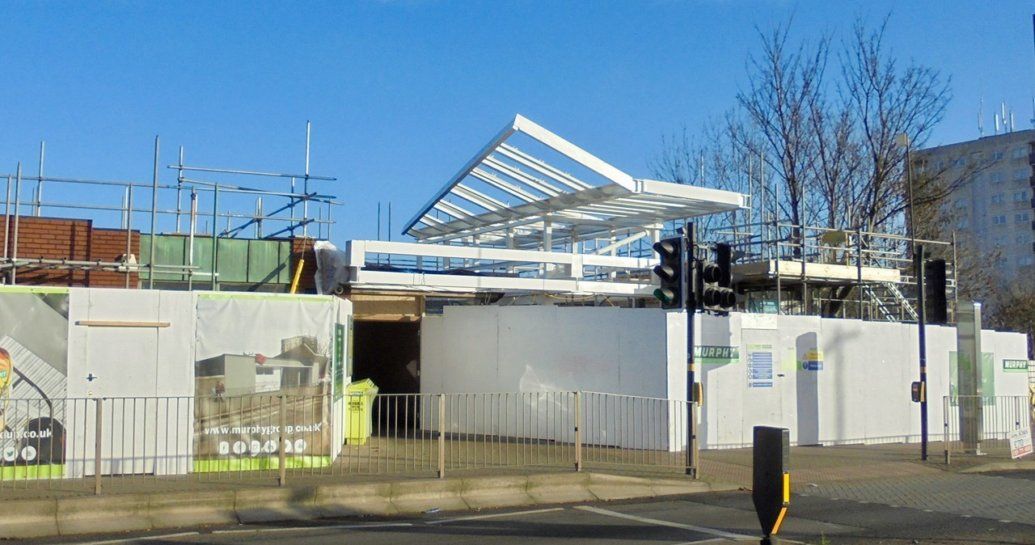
[1,1,1033,244]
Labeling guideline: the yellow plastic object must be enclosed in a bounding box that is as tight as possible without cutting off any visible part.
[289,258,305,294]
[344,379,379,445]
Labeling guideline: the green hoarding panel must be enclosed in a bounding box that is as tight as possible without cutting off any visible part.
[247,239,290,284]
[217,238,250,283]
[139,234,293,288]
[155,236,187,281]
[191,236,214,282]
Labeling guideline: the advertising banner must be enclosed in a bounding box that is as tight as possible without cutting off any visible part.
[193,293,336,471]
[0,288,69,479]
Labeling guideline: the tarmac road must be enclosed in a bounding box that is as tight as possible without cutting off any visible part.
[33,472,1035,545]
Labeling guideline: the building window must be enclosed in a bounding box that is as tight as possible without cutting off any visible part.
[1020,256,1035,266]
[1012,146,1027,159]
[991,149,1005,160]
[1014,190,1029,202]
[1016,212,1031,223]
[990,171,1004,183]
[1015,168,1030,180]
[992,214,1007,225]
[991,193,1005,205]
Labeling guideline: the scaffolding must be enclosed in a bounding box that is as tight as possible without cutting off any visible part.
[707,220,958,322]
[1,122,340,290]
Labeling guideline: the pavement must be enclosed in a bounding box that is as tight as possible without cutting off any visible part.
[2,440,1035,541]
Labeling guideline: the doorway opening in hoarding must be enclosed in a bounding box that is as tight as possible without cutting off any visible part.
[352,320,420,395]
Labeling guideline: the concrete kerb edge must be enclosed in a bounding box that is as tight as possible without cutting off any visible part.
[56,493,152,536]
[0,497,58,539]
[149,489,239,528]
[0,471,722,540]
[458,474,537,509]
[389,476,471,514]
[314,481,397,518]
[959,459,1035,474]
[234,484,320,523]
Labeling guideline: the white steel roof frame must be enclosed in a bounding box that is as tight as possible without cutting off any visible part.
[404,114,749,247]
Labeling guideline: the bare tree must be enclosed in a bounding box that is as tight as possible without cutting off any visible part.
[986,277,1035,359]
[807,89,862,229]
[840,17,951,233]
[655,15,957,238]
[733,21,828,235]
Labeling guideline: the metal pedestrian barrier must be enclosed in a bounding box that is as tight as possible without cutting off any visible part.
[0,391,702,495]
[942,395,1034,462]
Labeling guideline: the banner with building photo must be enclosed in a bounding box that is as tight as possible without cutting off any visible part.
[0,287,69,479]
[193,293,336,472]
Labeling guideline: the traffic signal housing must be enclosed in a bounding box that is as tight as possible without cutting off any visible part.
[652,237,686,309]
[924,258,948,325]
[696,243,736,313]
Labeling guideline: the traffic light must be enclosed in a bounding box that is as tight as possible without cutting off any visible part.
[696,243,736,313]
[924,258,948,325]
[652,237,686,309]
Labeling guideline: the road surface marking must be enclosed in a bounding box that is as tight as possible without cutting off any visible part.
[426,507,565,525]
[670,538,749,545]
[78,532,199,545]
[212,522,413,535]
[574,505,749,539]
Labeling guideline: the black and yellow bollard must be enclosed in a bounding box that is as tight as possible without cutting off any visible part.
[752,426,790,545]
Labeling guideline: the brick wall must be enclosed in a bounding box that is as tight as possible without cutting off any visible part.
[1,216,140,288]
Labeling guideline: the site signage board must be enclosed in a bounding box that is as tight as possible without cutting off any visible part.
[696,345,739,365]
[1002,359,1029,373]
[747,344,774,388]
[1008,425,1033,459]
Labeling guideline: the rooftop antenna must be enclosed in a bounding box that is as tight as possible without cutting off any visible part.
[978,96,984,136]
[1031,14,1035,127]
[995,112,1001,134]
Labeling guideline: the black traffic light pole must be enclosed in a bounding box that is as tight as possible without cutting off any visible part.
[915,244,928,461]
[684,222,698,477]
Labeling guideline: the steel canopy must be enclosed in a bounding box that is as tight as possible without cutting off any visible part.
[403,115,748,248]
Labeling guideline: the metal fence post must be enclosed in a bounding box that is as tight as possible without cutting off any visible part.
[437,394,446,479]
[574,391,582,472]
[942,395,951,465]
[279,395,287,486]
[93,398,103,495]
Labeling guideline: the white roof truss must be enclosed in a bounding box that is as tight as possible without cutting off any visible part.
[404,114,749,248]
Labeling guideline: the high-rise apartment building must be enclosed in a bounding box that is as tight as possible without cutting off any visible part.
[917,130,1035,279]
